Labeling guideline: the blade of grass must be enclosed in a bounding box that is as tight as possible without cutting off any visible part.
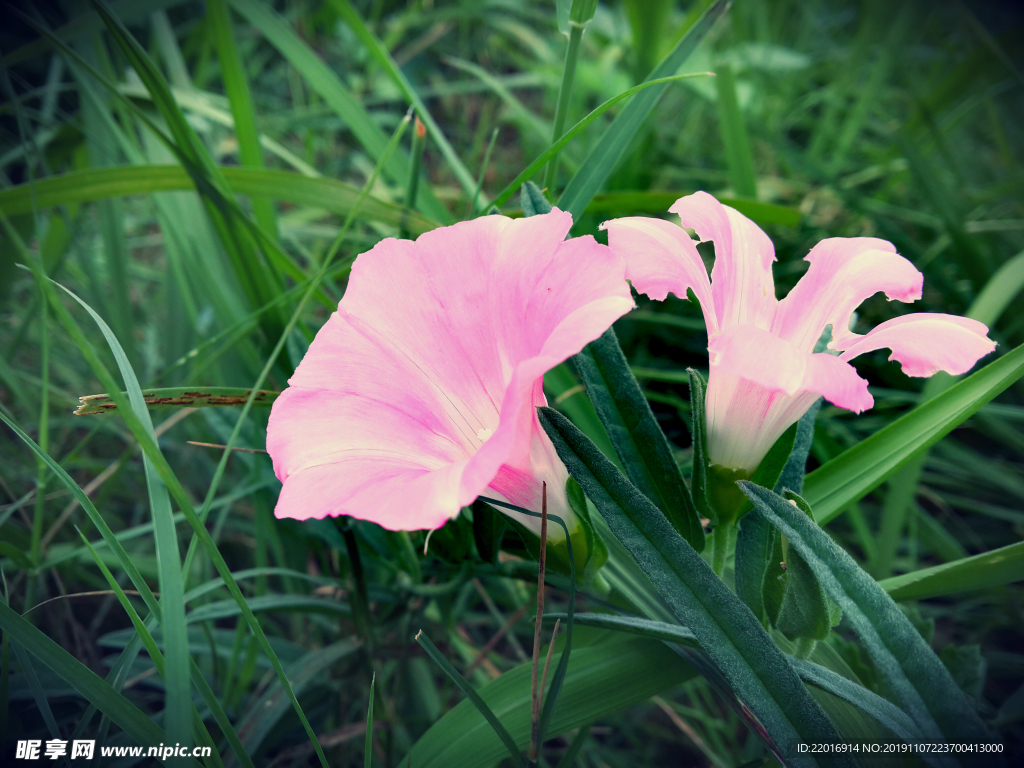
[365,673,375,768]
[557,0,730,219]
[207,0,277,237]
[877,540,1024,601]
[0,599,166,749]
[714,61,756,198]
[331,0,480,203]
[226,0,451,222]
[491,73,712,209]
[0,165,440,236]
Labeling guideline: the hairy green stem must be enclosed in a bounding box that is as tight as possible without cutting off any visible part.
[711,523,729,576]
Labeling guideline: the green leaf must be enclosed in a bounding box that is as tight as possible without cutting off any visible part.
[574,328,704,550]
[803,342,1024,524]
[0,165,441,236]
[75,387,279,415]
[0,600,165,749]
[402,633,697,768]
[877,540,1024,601]
[538,407,849,766]
[557,0,731,219]
[715,61,757,198]
[548,612,939,761]
[740,482,993,747]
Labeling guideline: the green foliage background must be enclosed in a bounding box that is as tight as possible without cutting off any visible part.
[0,0,1022,766]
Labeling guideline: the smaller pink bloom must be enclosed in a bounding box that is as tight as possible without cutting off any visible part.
[267,210,633,538]
[603,192,995,474]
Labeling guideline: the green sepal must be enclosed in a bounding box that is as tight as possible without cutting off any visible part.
[520,181,553,217]
[736,401,822,624]
[471,499,505,565]
[565,476,609,589]
[774,492,842,642]
[686,368,713,523]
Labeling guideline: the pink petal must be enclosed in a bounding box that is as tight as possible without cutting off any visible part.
[705,368,822,473]
[267,210,633,530]
[600,216,717,334]
[709,325,871,410]
[773,237,921,352]
[835,313,996,377]
[669,191,778,331]
[704,326,872,472]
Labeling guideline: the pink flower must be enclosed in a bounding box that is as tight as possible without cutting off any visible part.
[267,210,633,538]
[603,192,995,474]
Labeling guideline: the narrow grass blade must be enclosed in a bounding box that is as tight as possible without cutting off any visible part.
[331,0,479,201]
[365,673,375,768]
[0,600,165,748]
[491,74,711,209]
[78,530,251,768]
[0,165,441,235]
[415,630,526,768]
[574,328,704,550]
[803,343,1024,524]
[74,387,278,415]
[56,266,192,752]
[557,0,730,218]
[538,407,849,766]
[403,634,695,768]
[877,541,1024,601]
[740,482,993,747]
[226,0,450,222]
[714,61,756,198]
[4,219,332,768]
[207,0,277,236]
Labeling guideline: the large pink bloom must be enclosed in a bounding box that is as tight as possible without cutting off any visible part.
[603,192,995,474]
[267,210,633,535]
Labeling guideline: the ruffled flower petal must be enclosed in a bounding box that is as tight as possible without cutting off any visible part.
[836,313,996,377]
[709,326,872,411]
[773,237,922,352]
[268,210,633,531]
[670,191,778,331]
[600,215,717,334]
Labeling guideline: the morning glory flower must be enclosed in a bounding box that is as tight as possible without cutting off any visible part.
[267,209,633,544]
[603,191,995,476]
